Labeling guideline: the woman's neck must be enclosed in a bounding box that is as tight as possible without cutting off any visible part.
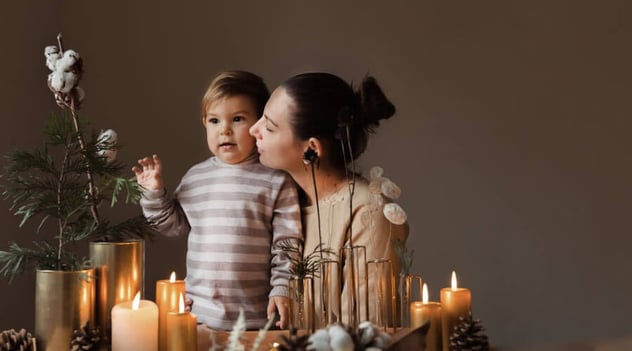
[291,165,347,207]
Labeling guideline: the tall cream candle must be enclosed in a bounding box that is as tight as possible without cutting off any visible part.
[440,271,471,351]
[411,283,442,351]
[156,272,186,351]
[166,293,197,351]
[111,292,158,351]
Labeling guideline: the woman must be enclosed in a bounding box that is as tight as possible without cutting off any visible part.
[250,72,409,326]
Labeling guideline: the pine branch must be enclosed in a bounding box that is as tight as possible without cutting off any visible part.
[0,241,84,282]
[90,215,157,242]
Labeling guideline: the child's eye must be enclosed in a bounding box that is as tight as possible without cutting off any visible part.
[207,117,219,124]
[233,116,244,122]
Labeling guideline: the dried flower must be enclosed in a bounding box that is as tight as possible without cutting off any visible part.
[279,240,335,279]
[366,166,407,226]
[383,203,406,225]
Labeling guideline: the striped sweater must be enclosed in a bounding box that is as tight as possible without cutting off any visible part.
[140,155,302,330]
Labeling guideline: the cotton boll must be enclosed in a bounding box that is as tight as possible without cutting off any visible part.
[44,46,60,71]
[369,166,383,179]
[371,333,392,349]
[309,329,330,343]
[328,325,353,351]
[48,71,64,92]
[358,321,377,345]
[60,71,78,93]
[98,129,118,145]
[307,329,331,351]
[383,203,407,225]
[97,129,118,163]
[55,49,80,71]
[307,339,332,351]
[381,178,401,199]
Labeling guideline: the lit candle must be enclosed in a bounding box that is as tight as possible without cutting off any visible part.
[410,283,442,351]
[111,291,158,351]
[440,271,471,351]
[166,293,197,351]
[156,271,186,351]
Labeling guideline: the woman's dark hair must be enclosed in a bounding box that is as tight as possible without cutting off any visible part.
[282,72,395,169]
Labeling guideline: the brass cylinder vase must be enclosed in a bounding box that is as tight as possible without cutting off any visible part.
[90,240,145,348]
[35,268,96,351]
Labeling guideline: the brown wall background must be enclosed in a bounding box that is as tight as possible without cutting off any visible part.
[1,1,631,348]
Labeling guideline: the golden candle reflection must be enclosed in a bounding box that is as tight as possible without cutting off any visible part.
[157,271,186,351]
[166,292,197,351]
[411,283,442,351]
[440,271,471,351]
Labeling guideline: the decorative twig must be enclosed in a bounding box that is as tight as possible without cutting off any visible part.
[56,140,71,270]
[55,33,100,226]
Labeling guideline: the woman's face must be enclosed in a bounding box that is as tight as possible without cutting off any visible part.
[249,87,306,172]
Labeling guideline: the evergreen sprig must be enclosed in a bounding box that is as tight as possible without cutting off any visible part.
[392,238,414,276]
[0,113,155,281]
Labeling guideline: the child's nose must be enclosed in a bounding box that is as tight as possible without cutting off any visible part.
[220,124,232,135]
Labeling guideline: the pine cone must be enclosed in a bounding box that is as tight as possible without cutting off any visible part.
[449,315,490,351]
[0,328,35,351]
[276,328,311,351]
[70,321,101,351]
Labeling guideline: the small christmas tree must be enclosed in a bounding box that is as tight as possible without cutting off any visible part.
[0,33,155,282]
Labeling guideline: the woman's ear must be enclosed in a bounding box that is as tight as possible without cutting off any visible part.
[303,138,322,165]
[307,138,323,158]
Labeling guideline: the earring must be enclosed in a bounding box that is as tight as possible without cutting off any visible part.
[303,148,318,165]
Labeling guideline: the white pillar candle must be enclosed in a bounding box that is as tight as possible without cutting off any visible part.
[111,291,158,351]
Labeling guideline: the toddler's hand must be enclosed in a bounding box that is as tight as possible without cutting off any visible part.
[184,297,194,312]
[132,154,164,190]
[267,296,289,329]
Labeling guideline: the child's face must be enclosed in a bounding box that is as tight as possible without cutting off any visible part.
[204,95,258,164]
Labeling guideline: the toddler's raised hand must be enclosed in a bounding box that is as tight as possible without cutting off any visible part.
[132,154,164,190]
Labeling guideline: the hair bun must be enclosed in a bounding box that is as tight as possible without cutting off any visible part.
[356,76,396,128]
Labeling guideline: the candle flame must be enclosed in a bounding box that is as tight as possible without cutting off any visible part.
[132,291,141,310]
[451,270,458,290]
[178,292,185,313]
[422,283,429,303]
[170,271,176,282]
